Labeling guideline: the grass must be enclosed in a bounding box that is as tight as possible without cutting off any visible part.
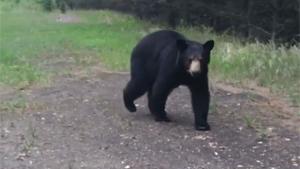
[0,0,299,106]
[0,0,149,87]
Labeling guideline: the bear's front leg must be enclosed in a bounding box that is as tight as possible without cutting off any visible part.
[149,79,173,122]
[189,84,210,131]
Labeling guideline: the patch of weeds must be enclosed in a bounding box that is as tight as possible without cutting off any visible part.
[243,114,257,129]
[20,122,38,157]
[0,95,28,114]
[255,127,270,141]
[71,50,100,67]
[209,100,218,114]
[243,114,273,140]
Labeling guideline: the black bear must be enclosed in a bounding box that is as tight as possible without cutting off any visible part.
[123,30,214,131]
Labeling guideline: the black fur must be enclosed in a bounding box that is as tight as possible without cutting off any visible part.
[123,30,214,131]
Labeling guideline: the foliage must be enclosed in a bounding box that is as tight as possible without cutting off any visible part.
[59,0,300,44]
[40,0,53,11]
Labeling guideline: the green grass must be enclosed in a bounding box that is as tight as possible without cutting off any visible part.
[0,0,149,87]
[0,0,299,106]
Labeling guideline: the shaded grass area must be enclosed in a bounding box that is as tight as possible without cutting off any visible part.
[0,1,299,106]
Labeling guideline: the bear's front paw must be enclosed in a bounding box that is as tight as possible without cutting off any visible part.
[195,123,210,131]
[154,116,171,122]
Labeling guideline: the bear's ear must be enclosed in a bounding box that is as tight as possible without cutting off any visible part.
[177,39,188,52]
[203,40,214,51]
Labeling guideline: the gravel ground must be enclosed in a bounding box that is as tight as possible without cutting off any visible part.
[1,67,299,169]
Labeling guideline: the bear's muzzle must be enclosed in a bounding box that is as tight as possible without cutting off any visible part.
[188,60,201,75]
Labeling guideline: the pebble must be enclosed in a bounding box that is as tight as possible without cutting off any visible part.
[193,135,207,140]
[16,153,27,161]
[257,141,263,144]
[208,142,218,148]
[4,127,10,134]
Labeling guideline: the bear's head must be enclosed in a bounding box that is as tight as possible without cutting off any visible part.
[177,39,214,76]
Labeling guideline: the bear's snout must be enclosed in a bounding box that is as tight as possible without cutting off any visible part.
[188,59,201,75]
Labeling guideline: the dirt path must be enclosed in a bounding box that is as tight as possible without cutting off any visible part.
[1,63,300,169]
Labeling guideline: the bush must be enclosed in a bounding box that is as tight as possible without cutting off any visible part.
[56,0,300,44]
[40,0,53,11]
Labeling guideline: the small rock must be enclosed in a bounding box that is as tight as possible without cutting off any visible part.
[208,142,218,148]
[284,138,291,141]
[125,165,131,169]
[4,127,10,134]
[16,153,27,161]
[256,160,263,165]
[193,135,206,140]
[218,146,227,151]
[237,164,243,168]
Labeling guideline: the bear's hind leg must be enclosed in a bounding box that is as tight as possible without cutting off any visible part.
[123,78,148,112]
